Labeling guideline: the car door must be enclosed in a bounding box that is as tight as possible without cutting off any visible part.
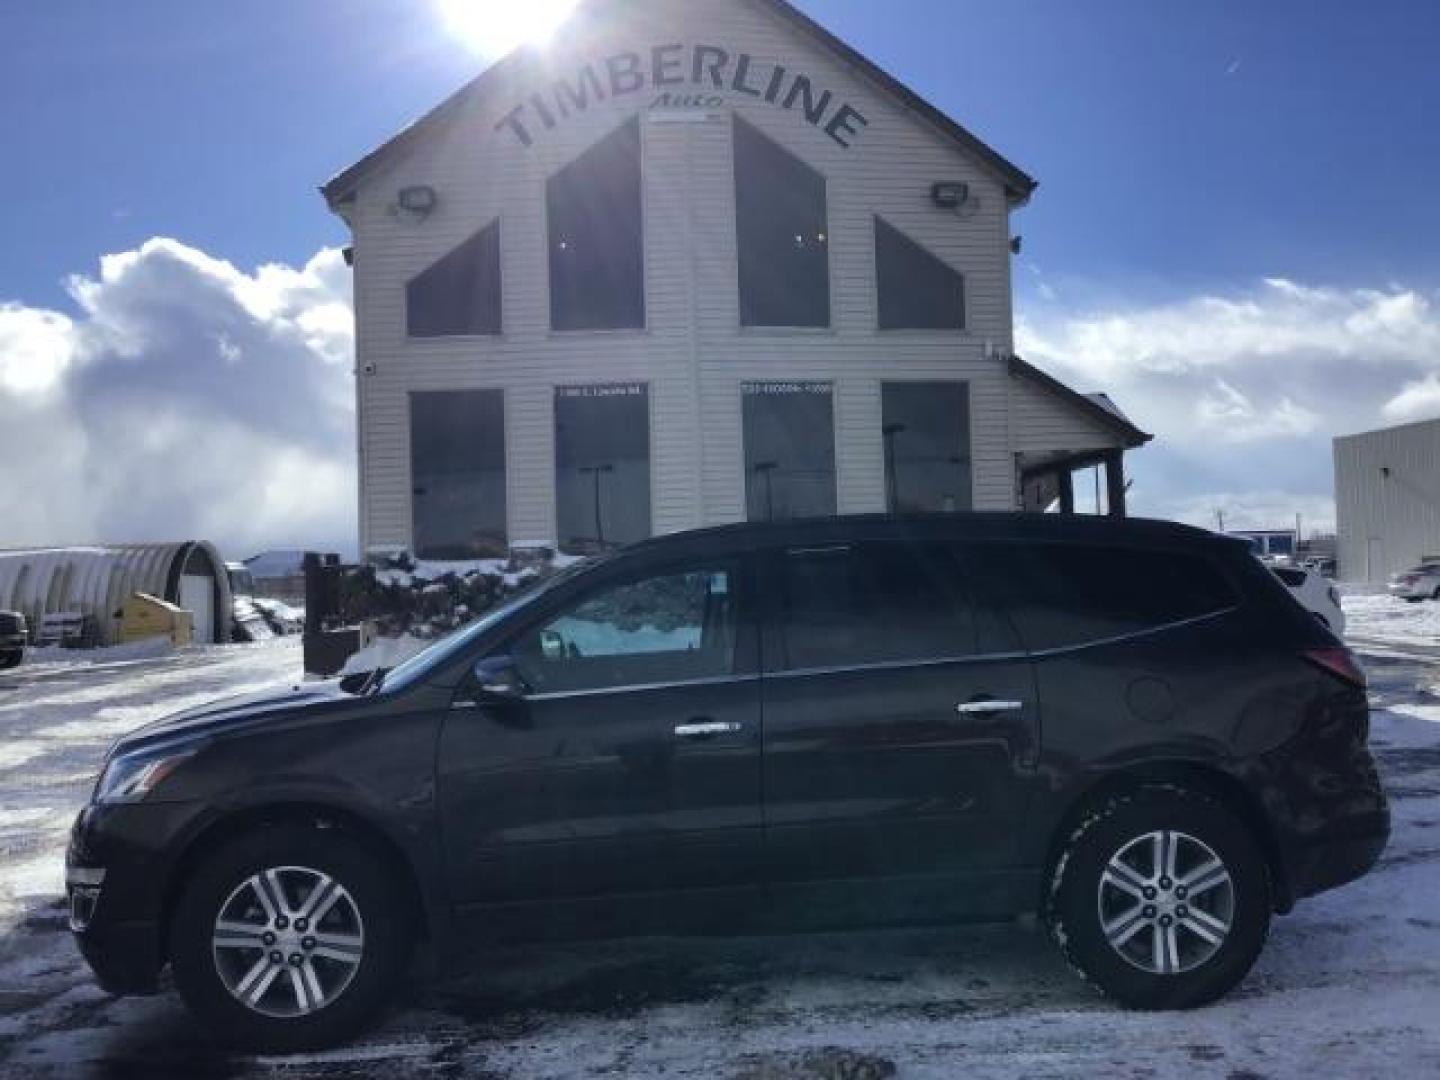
[437,555,763,928]
[759,539,1040,912]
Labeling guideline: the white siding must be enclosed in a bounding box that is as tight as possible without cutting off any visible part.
[1010,376,1124,455]
[342,0,1125,554]
[1335,419,1440,583]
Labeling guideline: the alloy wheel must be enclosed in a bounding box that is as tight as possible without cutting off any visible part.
[1096,830,1235,976]
[211,866,365,1018]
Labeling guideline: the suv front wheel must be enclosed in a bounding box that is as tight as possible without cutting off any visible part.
[169,823,410,1051]
[1045,786,1271,1009]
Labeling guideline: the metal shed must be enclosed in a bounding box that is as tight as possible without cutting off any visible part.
[0,543,232,647]
[1335,419,1440,583]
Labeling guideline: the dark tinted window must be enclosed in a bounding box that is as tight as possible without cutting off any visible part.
[875,217,966,330]
[882,382,972,513]
[513,566,737,694]
[964,542,1237,651]
[734,118,829,327]
[407,221,502,337]
[743,382,836,521]
[555,384,651,555]
[780,543,977,670]
[548,118,645,331]
[1273,568,1306,587]
[410,390,507,558]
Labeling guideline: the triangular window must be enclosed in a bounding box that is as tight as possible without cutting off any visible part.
[735,118,830,328]
[875,216,965,330]
[548,117,646,331]
[406,220,503,338]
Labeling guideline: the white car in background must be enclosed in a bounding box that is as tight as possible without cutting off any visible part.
[1273,566,1346,635]
[1387,563,1440,602]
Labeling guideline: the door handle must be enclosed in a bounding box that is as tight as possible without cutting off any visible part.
[956,699,1025,715]
[674,720,743,739]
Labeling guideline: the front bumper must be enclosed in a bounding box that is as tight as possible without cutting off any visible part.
[67,800,202,997]
[1388,583,1430,600]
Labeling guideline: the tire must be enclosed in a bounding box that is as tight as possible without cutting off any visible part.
[169,823,410,1052]
[0,651,20,670]
[1044,786,1270,1010]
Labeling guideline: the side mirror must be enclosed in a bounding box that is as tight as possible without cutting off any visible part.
[540,630,565,661]
[469,656,527,703]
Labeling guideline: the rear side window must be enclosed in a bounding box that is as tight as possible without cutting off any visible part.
[963,542,1237,652]
[778,543,977,670]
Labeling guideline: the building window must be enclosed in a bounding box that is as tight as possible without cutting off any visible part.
[407,221,502,338]
[555,384,652,555]
[734,118,830,328]
[410,390,507,559]
[875,217,966,331]
[548,117,645,331]
[882,382,972,513]
[743,382,836,521]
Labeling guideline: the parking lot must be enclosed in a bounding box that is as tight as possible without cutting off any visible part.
[2,626,1439,1079]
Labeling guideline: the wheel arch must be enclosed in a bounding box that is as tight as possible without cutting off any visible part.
[1037,761,1293,915]
[160,801,435,963]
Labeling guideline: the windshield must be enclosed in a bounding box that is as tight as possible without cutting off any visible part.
[377,558,596,693]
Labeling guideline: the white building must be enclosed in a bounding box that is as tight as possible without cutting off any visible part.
[1335,418,1440,582]
[322,0,1150,560]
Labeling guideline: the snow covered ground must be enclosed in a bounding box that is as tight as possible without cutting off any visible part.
[1343,590,1440,652]
[2,634,1439,1077]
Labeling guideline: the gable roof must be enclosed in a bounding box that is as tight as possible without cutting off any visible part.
[321,0,1037,209]
[1008,355,1154,448]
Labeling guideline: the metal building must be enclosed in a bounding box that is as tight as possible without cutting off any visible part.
[322,0,1151,561]
[1335,418,1440,583]
[0,543,232,646]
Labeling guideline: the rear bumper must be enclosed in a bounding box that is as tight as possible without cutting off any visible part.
[1283,808,1390,902]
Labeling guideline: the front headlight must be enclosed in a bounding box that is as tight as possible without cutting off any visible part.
[94,749,195,804]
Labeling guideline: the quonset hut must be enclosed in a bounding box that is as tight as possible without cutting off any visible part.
[0,543,232,646]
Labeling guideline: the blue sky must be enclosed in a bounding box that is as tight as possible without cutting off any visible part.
[4,0,1438,308]
[3,1,1440,552]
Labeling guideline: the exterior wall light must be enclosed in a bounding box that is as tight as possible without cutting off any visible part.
[396,185,438,219]
[931,182,970,209]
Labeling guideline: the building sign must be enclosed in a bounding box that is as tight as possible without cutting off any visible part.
[743,380,833,397]
[556,383,647,400]
[497,44,869,151]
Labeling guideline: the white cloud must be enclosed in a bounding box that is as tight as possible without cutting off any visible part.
[0,239,355,558]
[1382,373,1440,424]
[1018,278,1440,535]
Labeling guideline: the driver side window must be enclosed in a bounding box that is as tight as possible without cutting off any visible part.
[513,565,738,694]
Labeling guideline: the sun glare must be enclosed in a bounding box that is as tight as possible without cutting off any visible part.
[437,0,582,58]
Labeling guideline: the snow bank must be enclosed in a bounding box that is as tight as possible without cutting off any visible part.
[1343,593,1440,646]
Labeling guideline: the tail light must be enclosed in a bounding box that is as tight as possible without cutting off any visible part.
[1304,647,1367,689]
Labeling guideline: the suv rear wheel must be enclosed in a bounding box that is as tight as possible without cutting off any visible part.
[169,824,410,1051]
[1045,786,1271,1009]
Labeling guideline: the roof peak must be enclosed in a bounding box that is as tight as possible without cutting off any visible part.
[321,0,1035,208]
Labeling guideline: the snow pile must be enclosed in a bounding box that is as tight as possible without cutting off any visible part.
[1343,592,1440,647]
[336,551,582,658]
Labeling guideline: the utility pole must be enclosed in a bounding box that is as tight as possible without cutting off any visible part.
[580,464,614,548]
[882,423,906,513]
[753,461,779,521]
